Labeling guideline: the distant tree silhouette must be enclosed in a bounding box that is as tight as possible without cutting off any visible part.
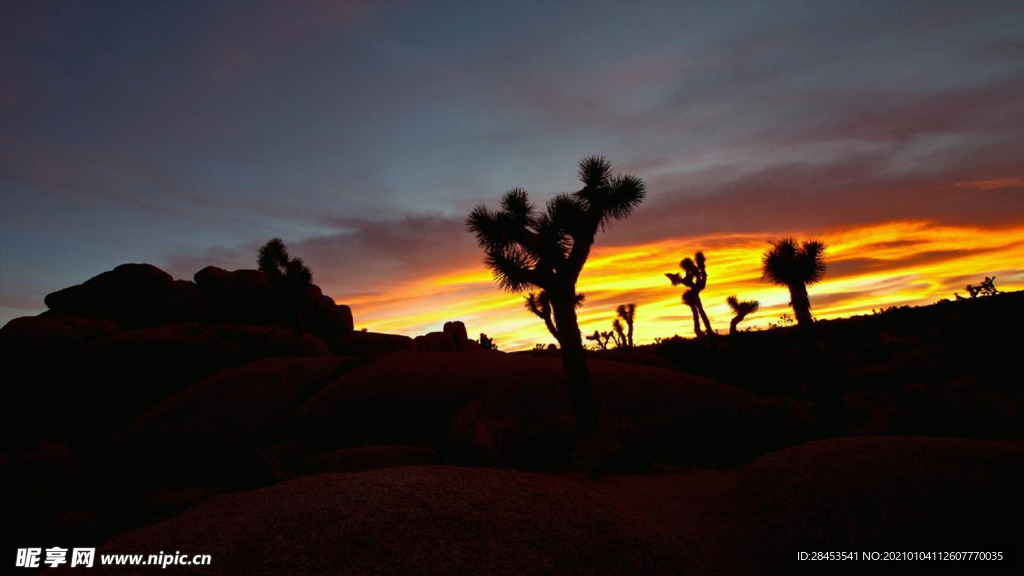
[257,238,313,352]
[966,276,998,298]
[611,318,627,348]
[615,303,636,348]
[585,330,612,350]
[467,156,646,435]
[479,333,498,351]
[761,238,826,328]
[726,295,759,335]
[666,251,712,337]
[981,276,997,295]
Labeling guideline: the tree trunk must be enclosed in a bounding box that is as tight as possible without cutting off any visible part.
[627,321,634,348]
[551,296,600,435]
[695,297,713,335]
[688,304,704,338]
[729,316,740,335]
[788,283,813,327]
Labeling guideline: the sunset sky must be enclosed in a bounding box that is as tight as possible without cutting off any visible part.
[2,0,1022,350]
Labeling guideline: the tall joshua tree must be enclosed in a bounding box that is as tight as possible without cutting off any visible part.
[615,303,636,348]
[726,295,760,335]
[761,238,826,328]
[467,156,646,435]
[666,251,712,337]
[258,238,313,352]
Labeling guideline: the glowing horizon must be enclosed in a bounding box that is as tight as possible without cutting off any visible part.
[342,219,1024,351]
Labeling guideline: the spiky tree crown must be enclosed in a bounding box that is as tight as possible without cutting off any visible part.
[467,157,646,294]
[258,237,312,287]
[726,295,760,316]
[761,238,827,287]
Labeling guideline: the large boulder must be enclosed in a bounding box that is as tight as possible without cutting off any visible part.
[412,322,472,353]
[44,263,218,329]
[414,331,458,353]
[87,357,361,487]
[193,267,278,325]
[288,351,761,466]
[66,324,332,446]
[307,293,354,336]
[321,330,414,358]
[193,267,354,336]
[690,436,1024,576]
[0,315,121,419]
[86,467,686,575]
[443,320,469,350]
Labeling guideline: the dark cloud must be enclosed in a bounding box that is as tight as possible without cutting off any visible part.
[3,0,1023,329]
[165,212,481,296]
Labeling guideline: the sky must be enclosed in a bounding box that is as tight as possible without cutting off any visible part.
[1,0,1022,350]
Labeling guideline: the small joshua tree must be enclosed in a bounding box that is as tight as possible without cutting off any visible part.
[585,330,612,350]
[666,251,712,337]
[726,295,760,335]
[479,333,498,351]
[615,303,636,348]
[467,156,646,435]
[257,238,313,352]
[966,276,998,298]
[761,238,826,328]
[611,318,627,348]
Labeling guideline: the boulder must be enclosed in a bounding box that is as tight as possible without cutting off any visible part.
[38,314,121,343]
[692,436,1024,576]
[321,330,414,358]
[443,320,469,350]
[1,316,84,357]
[1,317,86,416]
[1,315,126,422]
[88,357,361,487]
[194,267,354,336]
[193,266,277,325]
[414,331,457,353]
[43,264,218,329]
[311,294,354,334]
[67,324,332,446]
[288,351,760,465]
[87,467,686,575]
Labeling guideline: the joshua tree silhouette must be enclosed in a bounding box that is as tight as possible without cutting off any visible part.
[966,276,998,298]
[257,238,313,352]
[611,318,627,348]
[666,251,712,337]
[726,295,760,335]
[615,303,636,348]
[479,333,498,351]
[467,156,646,435]
[585,330,612,350]
[761,238,826,328]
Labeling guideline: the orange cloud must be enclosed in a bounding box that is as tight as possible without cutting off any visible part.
[339,220,1024,351]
